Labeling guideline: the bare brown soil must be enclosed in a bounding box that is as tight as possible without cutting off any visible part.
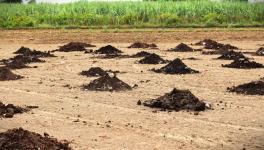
[0,29,264,150]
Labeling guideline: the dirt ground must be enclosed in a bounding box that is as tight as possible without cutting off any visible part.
[0,29,264,150]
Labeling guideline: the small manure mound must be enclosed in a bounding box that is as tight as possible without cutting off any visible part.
[83,74,132,91]
[195,39,238,50]
[94,45,123,55]
[201,49,229,55]
[256,47,264,56]
[0,67,23,81]
[14,46,55,57]
[130,51,152,58]
[138,53,167,64]
[152,58,199,74]
[80,67,107,77]
[217,50,247,60]
[222,58,264,69]
[2,55,44,69]
[169,43,199,52]
[142,88,207,111]
[56,42,95,52]
[0,128,72,150]
[128,42,157,49]
[0,102,35,118]
[227,78,264,95]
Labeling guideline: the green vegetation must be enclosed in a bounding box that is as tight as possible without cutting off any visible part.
[0,0,264,28]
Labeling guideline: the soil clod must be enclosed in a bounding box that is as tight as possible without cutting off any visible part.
[195,39,238,50]
[138,53,167,64]
[94,45,123,55]
[169,43,199,52]
[0,67,23,81]
[227,78,264,95]
[128,42,157,49]
[222,58,264,69]
[80,67,108,77]
[152,58,199,74]
[142,88,207,111]
[0,102,35,118]
[130,51,152,58]
[256,47,264,56]
[0,128,72,150]
[83,74,132,91]
[217,50,247,60]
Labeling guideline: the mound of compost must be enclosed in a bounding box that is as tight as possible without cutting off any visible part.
[195,39,238,50]
[201,49,229,55]
[130,51,152,58]
[0,128,72,150]
[56,42,95,52]
[256,47,264,56]
[80,67,108,77]
[142,88,206,111]
[83,74,132,91]
[0,102,34,118]
[152,58,199,74]
[138,53,167,64]
[128,42,157,49]
[227,79,264,95]
[222,58,264,69]
[2,55,43,69]
[0,67,23,81]
[3,60,29,69]
[94,45,123,55]
[169,43,198,52]
[217,50,247,60]
[14,46,55,57]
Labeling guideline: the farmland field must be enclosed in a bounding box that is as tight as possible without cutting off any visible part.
[0,29,264,149]
[0,1,264,28]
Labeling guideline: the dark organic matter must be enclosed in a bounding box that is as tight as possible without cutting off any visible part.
[138,53,167,64]
[83,74,132,91]
[142,88,207,111]
[195,39,238,50]
[227,78,264,95]
[217,50,246,60]
[94,45,123,55]
[130,51,152,58]
[256,47,264,56]
[152,58,199,74]
[222,58,264,69]
[0,67,23,81]
[0,128,72,150]
[128,42,157,49]
[80,67,108,77]
[169,43,199,52]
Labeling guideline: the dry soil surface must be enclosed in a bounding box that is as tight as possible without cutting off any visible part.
[0,29,264,150]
